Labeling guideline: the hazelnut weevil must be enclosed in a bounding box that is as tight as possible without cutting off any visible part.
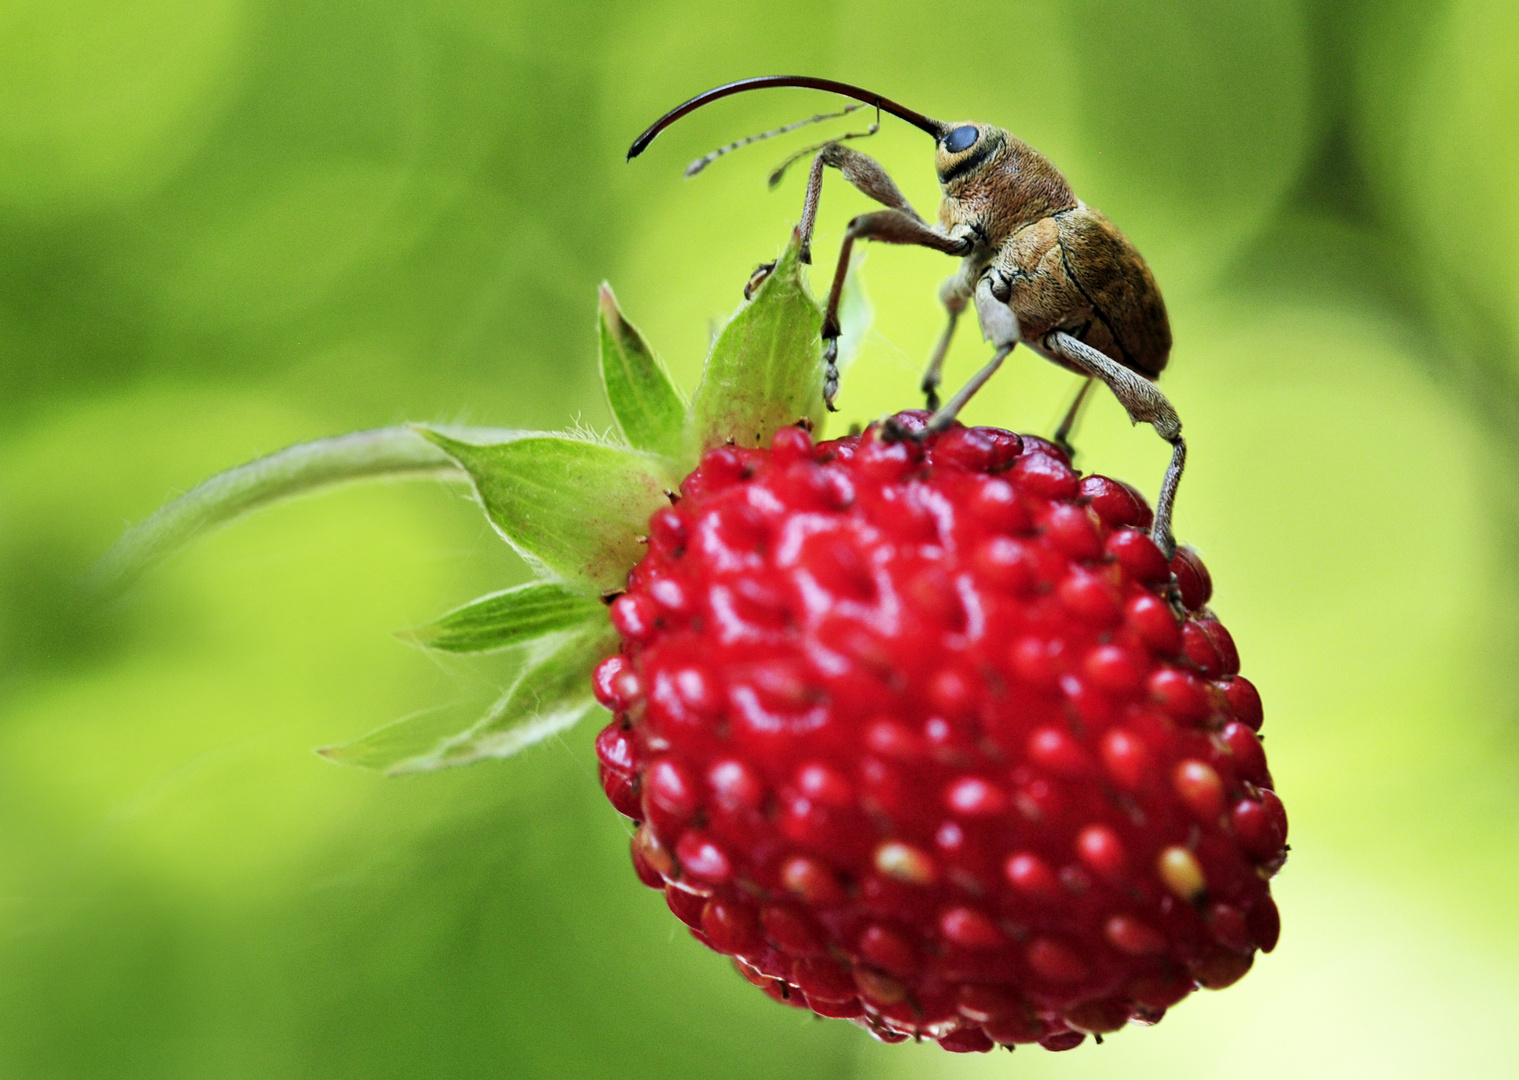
[628,76,1185,558]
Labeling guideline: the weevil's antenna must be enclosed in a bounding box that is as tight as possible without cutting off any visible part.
[628,76,947,161]
[766,108,881,188]
[684,102,866,178]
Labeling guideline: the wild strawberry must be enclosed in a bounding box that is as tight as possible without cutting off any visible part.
[595,416,1284,1053]
[109,226,1280,1055]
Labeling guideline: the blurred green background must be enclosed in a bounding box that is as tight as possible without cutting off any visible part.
[3,0,1518,1076]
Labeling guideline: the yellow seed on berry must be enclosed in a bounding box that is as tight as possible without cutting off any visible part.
[875,841,937,885]
[1157,845,1207,902]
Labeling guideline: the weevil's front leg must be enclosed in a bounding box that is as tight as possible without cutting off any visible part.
[796,155,827,265]
[819,211,971,409]
[815,142,920,219]
[1042,330,1186,558]
[1052,376,1095,460]
[748,144,925,298]
[921,264,977,410]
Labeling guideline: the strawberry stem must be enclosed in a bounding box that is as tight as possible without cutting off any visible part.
[89,425,516,599]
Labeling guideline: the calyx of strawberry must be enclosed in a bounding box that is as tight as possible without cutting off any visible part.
[95,229,840,773]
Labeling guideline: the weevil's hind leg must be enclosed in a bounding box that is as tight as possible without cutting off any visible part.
[1042,330,1186,558]
[1052,376,1094,461]
[921,267,975,410]
[1152,437,1187,560]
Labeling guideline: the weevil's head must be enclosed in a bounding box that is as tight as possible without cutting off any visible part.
[935,122,1076,236]
[934,123,1006,187]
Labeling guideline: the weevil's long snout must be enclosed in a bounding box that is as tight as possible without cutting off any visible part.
[627,76,947,160]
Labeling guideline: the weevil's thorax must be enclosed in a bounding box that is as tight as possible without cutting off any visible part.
[934,125,1077,252]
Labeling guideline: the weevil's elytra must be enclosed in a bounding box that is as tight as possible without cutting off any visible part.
[628,76,1186,558]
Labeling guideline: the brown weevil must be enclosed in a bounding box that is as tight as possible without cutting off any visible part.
[629,76,1184,557]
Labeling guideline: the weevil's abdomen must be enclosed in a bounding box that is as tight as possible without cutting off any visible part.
[1053,205,1171,379]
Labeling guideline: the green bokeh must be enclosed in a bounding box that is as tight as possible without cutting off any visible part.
[3,1,1518,1076]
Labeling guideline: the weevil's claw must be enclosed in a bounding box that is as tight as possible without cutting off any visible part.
[744,261,776,300]
[880,415,929,444]
[822,337,840,411]
[919,371,943,412]
[1054,434,1078,462]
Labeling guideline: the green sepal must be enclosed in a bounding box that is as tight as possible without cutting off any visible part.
[689,227,826,453]
[417,429,677,595]
[319,626,616,775]
[598,283,688,461]
[400,580,606,653]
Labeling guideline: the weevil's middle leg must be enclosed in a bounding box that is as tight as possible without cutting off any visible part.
[1042,330,1186,558]
[1052,376,1094,460]
[923,343,1015,433]
[921,267,975,410]
[886,276,1018,439]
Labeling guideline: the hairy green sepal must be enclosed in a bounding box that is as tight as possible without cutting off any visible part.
[690,228,826,452]
[401,580,605,653]
[418,430,677,595]
[320,626,615,774]
[598,283,688,461]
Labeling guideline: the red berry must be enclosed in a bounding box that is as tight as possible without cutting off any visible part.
[1040,1029,1087,1052]
[1065,997,1132,1034]
[1080,475,1153,529]
[1106,527,1170,584]
[665,884,706,928]
[1232,789,1289,865]
[938,1026,996,1053]
[701,897,763,954]
[1170,546,1213,611]
[1223,674,1264,731]
[597,414,1279,1051]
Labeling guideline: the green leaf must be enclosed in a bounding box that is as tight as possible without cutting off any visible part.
[418,429,675,594]
[88,425,520,599]
[319,627,614,774]
[690,227,826,453]
[598,282,688,461]
[401,580,605,653]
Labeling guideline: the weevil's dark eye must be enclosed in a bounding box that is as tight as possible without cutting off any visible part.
[944,125,979,154]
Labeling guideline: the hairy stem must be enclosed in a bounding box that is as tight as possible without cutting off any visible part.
[89,425,518,599]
